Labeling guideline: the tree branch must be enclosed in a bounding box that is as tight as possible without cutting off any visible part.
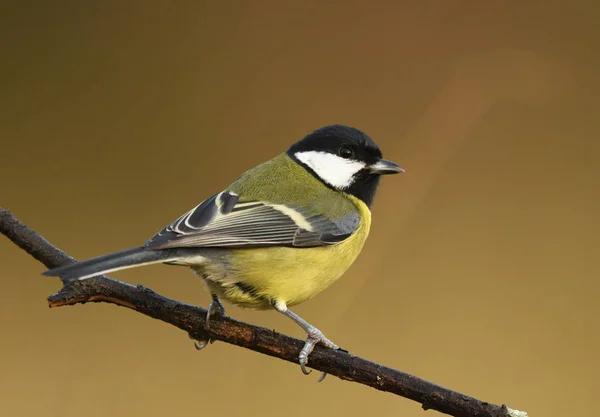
[0,207,526,417]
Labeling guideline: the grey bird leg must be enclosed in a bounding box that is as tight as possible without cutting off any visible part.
[192,293,226,350]
[206,293,226,329]
[273,301,338,379]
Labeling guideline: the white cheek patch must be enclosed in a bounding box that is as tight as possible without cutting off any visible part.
[294,150,366,189]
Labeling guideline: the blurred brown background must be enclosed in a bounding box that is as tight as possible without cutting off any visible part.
[1,2,598,416]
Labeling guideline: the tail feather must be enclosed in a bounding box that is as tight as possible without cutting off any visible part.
[42,246,182,282]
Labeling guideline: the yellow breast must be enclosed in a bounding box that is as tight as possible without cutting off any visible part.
[206,195,372,309]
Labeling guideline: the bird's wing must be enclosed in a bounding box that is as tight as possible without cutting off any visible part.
[143,191,360,250]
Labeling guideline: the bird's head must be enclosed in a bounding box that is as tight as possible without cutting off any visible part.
[288,125,404,207]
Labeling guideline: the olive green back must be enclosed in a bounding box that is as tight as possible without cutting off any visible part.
[226,153,358,219]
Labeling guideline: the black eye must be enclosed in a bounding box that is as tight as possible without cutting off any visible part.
[339,146,354,159]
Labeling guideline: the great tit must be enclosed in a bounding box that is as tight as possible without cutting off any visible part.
[44,125,403,375]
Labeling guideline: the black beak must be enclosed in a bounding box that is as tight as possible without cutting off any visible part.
[369,159,405,175]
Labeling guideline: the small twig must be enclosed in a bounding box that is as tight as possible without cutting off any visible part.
[0,207,526,417]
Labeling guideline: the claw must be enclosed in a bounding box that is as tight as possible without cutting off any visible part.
[189,333,210,350]
[193,339,209,350]
[300,362,312,375]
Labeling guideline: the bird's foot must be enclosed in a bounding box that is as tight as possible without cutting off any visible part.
[206,297,226,330]
[299,327,338,380]
[190,296,226,350]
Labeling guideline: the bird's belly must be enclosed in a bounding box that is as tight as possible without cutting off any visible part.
[241,245,359,307]
[199,238,366,310]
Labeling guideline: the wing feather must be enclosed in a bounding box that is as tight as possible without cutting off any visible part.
[144,191,359,249]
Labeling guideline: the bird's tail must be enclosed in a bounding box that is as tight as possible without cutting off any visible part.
[42,246,184,282]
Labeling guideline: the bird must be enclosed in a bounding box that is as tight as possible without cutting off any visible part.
[43,124,404,375]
